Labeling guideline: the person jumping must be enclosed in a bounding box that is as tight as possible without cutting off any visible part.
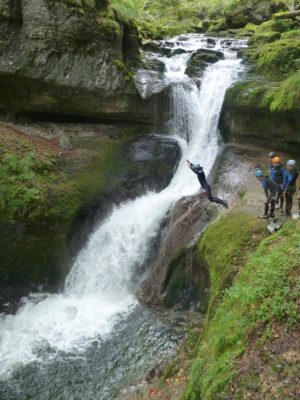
[187,160,228,208]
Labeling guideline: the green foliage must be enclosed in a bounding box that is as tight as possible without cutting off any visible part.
[245,17,300,79]
[142,0,203,38]
[256,18,295,33]
[0,130,132,222]
[249,31,281,45]
[197,212,266,318]
[184,215,300,400]
[110,0,148,25]
[114,59,134,80]
[0,149,58,220]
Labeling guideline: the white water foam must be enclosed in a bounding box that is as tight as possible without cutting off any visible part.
[0,37,243,378]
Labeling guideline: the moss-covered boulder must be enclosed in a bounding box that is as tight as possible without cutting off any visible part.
[220,79,300,153]
[185,48,224,78]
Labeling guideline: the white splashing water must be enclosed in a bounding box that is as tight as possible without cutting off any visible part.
[0,36,244,378]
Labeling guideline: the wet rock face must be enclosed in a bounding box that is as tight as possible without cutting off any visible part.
[129,135,180,192]
[0,0,152,123]
[162,248,210,313]
[138,194,216,308]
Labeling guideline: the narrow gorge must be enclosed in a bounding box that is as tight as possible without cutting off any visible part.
[0,1,299,400]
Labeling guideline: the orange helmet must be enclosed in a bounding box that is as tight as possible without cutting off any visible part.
[272,156,281,163]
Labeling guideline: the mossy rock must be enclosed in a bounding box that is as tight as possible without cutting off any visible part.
[185,48,224,78]
[220,78,300,152]
[207,18,228,33]
[248,31,281,45]
[256,18,296,34]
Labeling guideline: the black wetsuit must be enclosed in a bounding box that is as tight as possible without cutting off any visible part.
[190,163,227,208]
[260,176,279,217]
[283,169,298,216]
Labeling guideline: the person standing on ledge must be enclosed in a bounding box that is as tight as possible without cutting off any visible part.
[283,159,298,217]
[269,156,286,213]
[187,160,228,209]
[255,169,279,219]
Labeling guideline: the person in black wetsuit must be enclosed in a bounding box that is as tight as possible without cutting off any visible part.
[187,160,228,208]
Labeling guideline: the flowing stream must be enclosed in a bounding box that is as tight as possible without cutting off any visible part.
[0,34,246,399]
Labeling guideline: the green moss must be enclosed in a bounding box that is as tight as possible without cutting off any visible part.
[184,216,300,400]
[197,212,266,318]
[255,39,300,77]
[248,31,281,45]
[225,73,300,113]
[282,29,300,40]
[114,59,134,80]
[256,18,295,34]
[224,80,270,108]
[263,71,300,111]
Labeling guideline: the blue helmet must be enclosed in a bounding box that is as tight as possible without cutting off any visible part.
[255,169,264,177]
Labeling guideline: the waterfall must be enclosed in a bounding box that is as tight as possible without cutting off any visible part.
[0,35,244,381]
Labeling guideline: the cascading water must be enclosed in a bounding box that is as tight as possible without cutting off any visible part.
[0,34,246,399]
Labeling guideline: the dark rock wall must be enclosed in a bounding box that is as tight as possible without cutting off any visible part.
[0,0,153,122]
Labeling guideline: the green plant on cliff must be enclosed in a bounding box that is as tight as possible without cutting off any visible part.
[256,39,300,77]
[263,70,300,111]
[110,0,147,25]
[0,150,58,220]
[114,59,134,80]
[184,214,300,400]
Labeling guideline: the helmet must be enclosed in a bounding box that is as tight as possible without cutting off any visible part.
[268,151,276,159]
[255,169,264,177]
[287,160,296,167]
[272,156,281,163]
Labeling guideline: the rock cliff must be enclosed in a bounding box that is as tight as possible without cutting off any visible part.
[0,0,153,123]
[219,80,300,153]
